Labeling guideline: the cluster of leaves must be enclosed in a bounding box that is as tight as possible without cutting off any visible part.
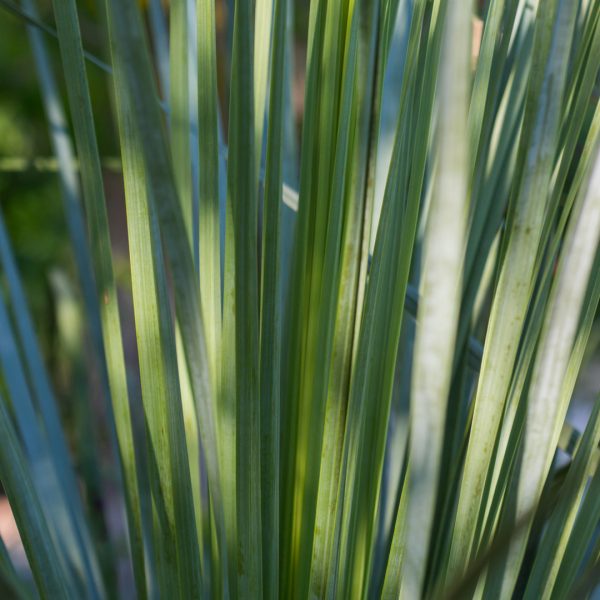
[0,0,599,598]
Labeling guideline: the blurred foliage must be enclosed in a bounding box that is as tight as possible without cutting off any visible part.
[0,2,116,357]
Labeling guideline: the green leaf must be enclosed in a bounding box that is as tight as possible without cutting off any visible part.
[22,0,110,407]
[501,131,600,598]
[381,463,409,600]
[101,2,229,595]
[329,2,445,596]
[0,396,70,599]
[108,31,204,598]
[307,0,382,593]
[400,2,471,596]
[198,0,222,401]
[225,0,262,594]
[46,0,149,590]
[253,0,273,177]
[0,530,32,599]
[170,0,194,247]
[524,394,600,598]
[0,0,111,73]
[0,261,97,597]
[447,0,580,579]
[552,450,600,598]
[304,3,362,595]
[259,0,287,594]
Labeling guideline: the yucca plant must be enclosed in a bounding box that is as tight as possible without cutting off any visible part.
[0,0,599,597]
